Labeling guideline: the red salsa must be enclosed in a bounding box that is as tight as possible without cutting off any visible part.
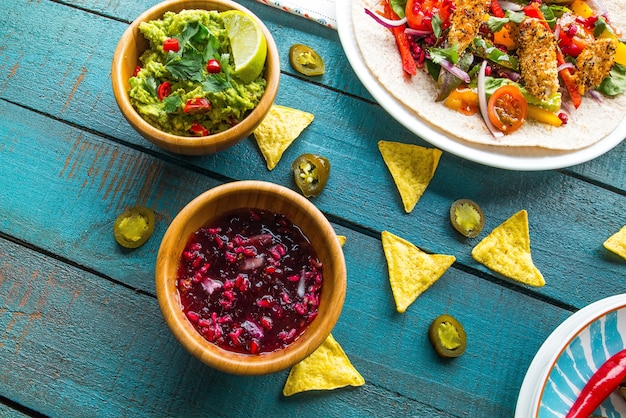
[177,208,323,354]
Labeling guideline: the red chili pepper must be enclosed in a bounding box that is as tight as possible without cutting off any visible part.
[163,38,179,53]
[183,98,211,114]
[189,122,209,136]
[133,66,142,77]
[566,348,626,418]
[206,59,221,74]
[382,0,417,76]
[157,82,171,101]
[490,0,505,18]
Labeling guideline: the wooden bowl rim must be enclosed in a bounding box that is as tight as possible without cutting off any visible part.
[111,0,280,155]
[155,181,347,375]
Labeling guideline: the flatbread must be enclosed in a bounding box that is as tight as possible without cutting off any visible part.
[351,0,626,150]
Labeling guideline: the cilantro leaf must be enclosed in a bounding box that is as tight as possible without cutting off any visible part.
[593,16,613,38]
[165,50,204,81]
[163,95,183,113]
[598,63,626,96]
[429,45,459,65]
[202,33,221,62]
[390,0,406,18]
[486,11,524,33]
[143,76,158,98]
[202,75,231,92]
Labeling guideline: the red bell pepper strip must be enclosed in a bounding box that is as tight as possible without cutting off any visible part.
[566,348,626,418]
[382,0,417,76]
[490,0,505,18]
[523,2,583,108]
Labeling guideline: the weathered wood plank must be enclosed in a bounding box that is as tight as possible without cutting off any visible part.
[0,228,572,417]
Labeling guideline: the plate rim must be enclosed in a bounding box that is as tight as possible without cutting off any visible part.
[514,294,626,417]
[335,0,626,171]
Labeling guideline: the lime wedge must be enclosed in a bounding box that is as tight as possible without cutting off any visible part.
[220,10,267,83]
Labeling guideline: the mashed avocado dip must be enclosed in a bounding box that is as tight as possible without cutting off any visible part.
[128,10,266,136]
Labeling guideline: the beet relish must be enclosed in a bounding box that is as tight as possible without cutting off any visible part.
[176,208,323,355]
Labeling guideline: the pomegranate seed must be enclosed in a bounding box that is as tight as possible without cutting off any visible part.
[264,266,276,274]
[219,299,233,309]
[250,210,262,221]
[294,303,307,315]
[207,228,221,234]
[259,316,273,330]
[223,290,235,301]
[248,340,260,354]
[281,292,291,304]
[242,247,257,257]
[257,297,273,308]
[197,318,212,328]
[186,311,200,323]
[223,280,235,290]
[217,315,232,324]
[558,112,569,125]
[224,251,237,263]
[287,274,299,282]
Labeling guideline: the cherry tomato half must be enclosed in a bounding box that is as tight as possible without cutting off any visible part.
[157,82,171,101]
[487,85,528,134]
[405,0,452,32]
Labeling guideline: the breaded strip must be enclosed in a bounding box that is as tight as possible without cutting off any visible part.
[515,18,559,101]
[576,38,618,94]
[447,0,488,53]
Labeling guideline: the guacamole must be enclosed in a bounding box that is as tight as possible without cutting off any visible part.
[128,10,266,136]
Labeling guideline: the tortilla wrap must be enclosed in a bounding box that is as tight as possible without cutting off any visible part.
[352,0,626,149]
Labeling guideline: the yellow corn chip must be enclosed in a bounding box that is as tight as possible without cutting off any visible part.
[337,235,347,246]
[381,231,455,313]
[604,225,626,260]
[282,334,364,396]
[471,210,545,287]
[253,105,314,170]
[378,140,442,213]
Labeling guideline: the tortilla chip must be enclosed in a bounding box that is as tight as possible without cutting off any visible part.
[378,141,442,213]
[381,231,455,313]
[337,235,347,246]
[253,105,314,170]
[282,334,364,396]
[471,210,545,287]
[604,225,626,260]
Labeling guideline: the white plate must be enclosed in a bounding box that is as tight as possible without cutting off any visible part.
[335,0,626,171]
[515,294,626,417]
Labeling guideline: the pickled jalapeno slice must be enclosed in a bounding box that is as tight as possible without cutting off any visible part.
[289,44,325,76]
[450,199,485,238]
[428,314,466,358]
[292,153,330,197]
[113,206,155,249]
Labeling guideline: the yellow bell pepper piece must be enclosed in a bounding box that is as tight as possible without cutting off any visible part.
[570,0,594,18]
[527,105,563,127]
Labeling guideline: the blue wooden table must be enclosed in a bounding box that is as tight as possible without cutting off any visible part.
[1,0,625,416]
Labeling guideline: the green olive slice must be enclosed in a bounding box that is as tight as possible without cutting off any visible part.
[114,206,155,249]
[289,44,325,76]
[428,314,467,358]
[449,199,485,238]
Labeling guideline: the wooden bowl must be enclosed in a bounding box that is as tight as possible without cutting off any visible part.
[111,0,280,155]
[155,181,347,375]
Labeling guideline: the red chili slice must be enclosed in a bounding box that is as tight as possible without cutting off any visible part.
[157,82,171,101]
[163,38,179,53]
[189,122,209,136]
[183,98,211,114]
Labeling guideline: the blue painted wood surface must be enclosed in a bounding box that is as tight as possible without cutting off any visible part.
[0,0,625,416]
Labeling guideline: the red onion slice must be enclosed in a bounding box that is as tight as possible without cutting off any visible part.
[364,7,407,28]
[477,61,505,138]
